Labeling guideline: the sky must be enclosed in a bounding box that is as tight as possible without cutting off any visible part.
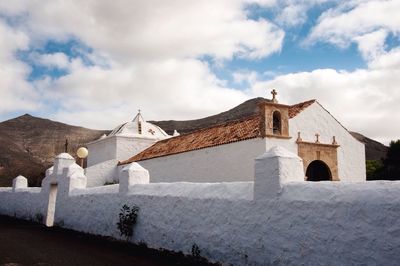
[0,0,399,144]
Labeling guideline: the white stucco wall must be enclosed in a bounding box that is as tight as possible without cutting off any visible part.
[85,159,119,187]
[289,102,366,181]
[0,188,45,220]
[43,181,400,266]
[135,138,266,183]
[115,136,156,163]
[86,136,157,186]
[87,137,117,167]
[0,151,396,265]
[3,181,400,265]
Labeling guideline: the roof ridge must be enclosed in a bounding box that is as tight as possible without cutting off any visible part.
[290,99,316,107]
[155,114,260,143]
[119,114,261,165]
[118,98,317,165]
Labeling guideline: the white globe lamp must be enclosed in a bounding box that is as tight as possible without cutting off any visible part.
[76,147,89,167]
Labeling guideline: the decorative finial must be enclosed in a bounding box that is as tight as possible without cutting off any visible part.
[315,133,320,143]
[271,89,278,103]
[138,109,141,114]
[173,130,180,137]
[297,132,302,142]
[332,136,337,145]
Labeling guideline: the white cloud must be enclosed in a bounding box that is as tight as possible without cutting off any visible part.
[0,0,285,128]
[36,58,249,128]
[250,47,400,144]
[3,0,283,61]
[369,47,400,70]
[29,52,70,69]
[233,70,259,86]
[276,4,308,27]
[0,20,39,114]
[274,0,332,27]
[353,29,388,61]
[307,0,400,60]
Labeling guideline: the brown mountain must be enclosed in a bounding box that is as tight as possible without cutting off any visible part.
[150,97,267,135]
[350,132,388,161]
[0,98,389,186]
[0,114,107,187]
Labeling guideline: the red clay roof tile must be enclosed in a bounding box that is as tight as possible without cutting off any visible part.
[118,99,315,164]
[289,99,316,118]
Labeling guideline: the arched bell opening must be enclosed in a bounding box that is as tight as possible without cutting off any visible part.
[272,111,282,135]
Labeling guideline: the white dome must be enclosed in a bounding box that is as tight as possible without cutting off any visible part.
[108,112,170,139]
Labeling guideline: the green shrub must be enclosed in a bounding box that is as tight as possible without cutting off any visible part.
[191,243,201,258]
[366,160,384,180]
[117,204,139,240]
[34,213,44,223]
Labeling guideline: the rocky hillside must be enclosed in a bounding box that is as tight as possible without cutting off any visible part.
[350,132,388,161]
[150,97,266,135]
[0,114,107,186]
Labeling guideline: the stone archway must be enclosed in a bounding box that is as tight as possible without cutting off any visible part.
[297,140,340,181]
[306,160,332,181]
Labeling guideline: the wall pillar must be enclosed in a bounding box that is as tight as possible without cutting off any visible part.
[254,146,304,200]
[119,162,150,194]
[12,175,28,192]
[42,153,87,226]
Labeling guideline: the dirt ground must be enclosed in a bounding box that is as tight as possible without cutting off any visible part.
[0,215,217,266]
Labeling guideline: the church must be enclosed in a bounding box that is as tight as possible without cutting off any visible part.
[85,90,366,186]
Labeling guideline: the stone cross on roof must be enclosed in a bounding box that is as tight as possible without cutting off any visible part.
[271,89,278,103]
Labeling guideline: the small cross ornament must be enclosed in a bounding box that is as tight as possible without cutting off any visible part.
[315,133,320,143]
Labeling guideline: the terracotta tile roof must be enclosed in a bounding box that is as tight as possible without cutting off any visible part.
[289,99,316,118]
[118,99,315,164]
[119,115,261,164]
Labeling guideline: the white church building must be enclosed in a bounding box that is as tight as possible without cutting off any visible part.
[85,90,366,187]
[5,91,396,266]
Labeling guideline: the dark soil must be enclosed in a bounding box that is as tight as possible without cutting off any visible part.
[0,215,218,266]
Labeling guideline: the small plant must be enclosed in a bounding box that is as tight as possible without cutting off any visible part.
[34,213,44,223]
[138,241,148,248]
[104,180,119,185]
[55,219,65,227]
[191,243,201,258]
[117,204,139,240]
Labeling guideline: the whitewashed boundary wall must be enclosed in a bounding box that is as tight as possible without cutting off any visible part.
[0,174,45,221]
[0,147,399,265]
[85,159,119,187]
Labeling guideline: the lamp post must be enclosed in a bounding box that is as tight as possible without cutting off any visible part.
[76,147,89,168]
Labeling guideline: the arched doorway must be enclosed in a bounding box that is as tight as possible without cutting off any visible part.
[306,160,332,181]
